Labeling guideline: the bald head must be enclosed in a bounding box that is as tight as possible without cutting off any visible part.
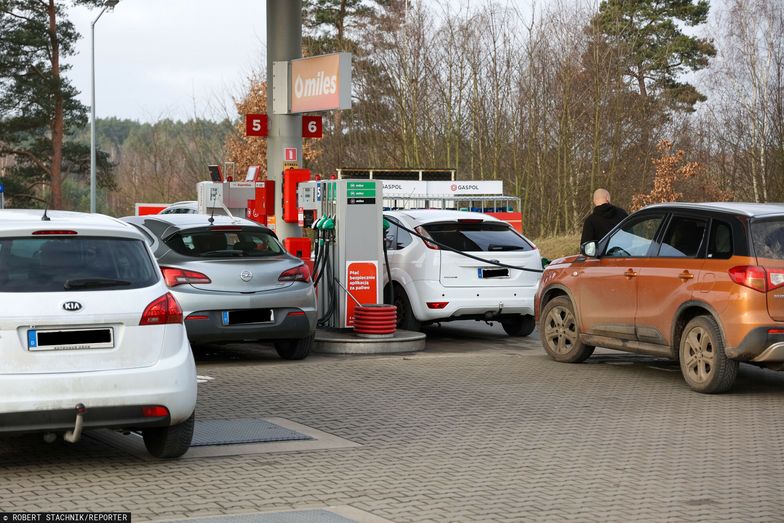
[593,188,611,207]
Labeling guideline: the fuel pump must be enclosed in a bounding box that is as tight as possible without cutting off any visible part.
[298,179,384,329]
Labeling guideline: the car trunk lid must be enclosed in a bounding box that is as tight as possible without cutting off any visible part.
[162,226,303,293]
[750,218,784,321]
[0,288,166,375]
[166,257,301,293]
[418,220,542,288]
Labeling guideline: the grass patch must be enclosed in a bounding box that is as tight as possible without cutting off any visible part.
[532,233,581,261]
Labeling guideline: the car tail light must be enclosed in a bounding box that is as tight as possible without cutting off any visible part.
[287,310,306,317]
[160,267,211,287]
[768,328,784,335]
[279,264,311,283]
[141,406,169,417]
[185,314,209,321]
[415,226,439,250]
[209,226,242,231]
[729,266,767,292]
[426,301,449,309]
[140,293,183,325]
[32,230,77,235]
[457,219,483,224]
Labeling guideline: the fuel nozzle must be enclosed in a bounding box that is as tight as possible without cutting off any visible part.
[322,216,335,231]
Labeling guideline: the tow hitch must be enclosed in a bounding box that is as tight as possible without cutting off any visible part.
[63,403,86,443]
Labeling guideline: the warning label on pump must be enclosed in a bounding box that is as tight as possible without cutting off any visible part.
[345,261,379,327]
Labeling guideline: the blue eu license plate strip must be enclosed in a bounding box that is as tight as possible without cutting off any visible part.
[222,311,230,325]
[27,329,37,348]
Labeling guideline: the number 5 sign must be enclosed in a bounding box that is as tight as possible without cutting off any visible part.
[302,115,323,138]
[246,114,268,137]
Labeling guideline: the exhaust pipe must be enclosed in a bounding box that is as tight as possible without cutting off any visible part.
[63,403,86,443]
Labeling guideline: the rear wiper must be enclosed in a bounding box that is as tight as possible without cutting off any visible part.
[201,249,243,257]
[64,278,132,290]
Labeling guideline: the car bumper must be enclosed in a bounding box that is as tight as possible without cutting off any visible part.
[184,308,315,343]
[726,326,784,369]
[0,406,172,436]
[0,334,197,432]
[173,284,316,343]
[410,281,536,322]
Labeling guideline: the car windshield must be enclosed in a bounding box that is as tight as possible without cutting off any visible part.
[751,218,784,260]
[0,237,158,293]
[422,221,533,252]
[165,228,284,258]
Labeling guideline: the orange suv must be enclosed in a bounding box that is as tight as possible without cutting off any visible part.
[535,203,784,393]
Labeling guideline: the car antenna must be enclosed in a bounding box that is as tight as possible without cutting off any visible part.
[41,206,51,221]
[207,187,217,225]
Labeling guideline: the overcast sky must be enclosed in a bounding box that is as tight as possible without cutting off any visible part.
[67,0,268,122]
[66,0,517,123]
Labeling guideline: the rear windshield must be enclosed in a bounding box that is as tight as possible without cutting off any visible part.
[751,219,784,260]
[0,237,158,293]
[165,228,284,258]
[423,222,533,252]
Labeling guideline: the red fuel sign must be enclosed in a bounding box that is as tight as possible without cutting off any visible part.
[245,114,268,137]
[302,115,323,138]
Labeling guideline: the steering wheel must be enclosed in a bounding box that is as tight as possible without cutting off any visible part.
[606,245,631,257]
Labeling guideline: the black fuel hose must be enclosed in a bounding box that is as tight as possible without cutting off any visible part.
[393,222,544,274]
[314,239,329,287]
[382,235,395,305]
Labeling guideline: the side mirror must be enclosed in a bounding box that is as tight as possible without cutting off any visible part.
[580,241,597,257]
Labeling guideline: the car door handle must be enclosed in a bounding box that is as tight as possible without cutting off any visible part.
[678,270,694,281]
[624,269,637,279]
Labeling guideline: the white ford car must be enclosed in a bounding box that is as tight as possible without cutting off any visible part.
[0,210,197,458]
[383,210,542,336]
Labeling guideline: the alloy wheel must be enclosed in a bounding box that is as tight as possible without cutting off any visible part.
[544,305,578,355]
[683,326,715,384]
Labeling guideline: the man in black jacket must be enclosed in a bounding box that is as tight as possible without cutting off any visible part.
[580,188,628,246]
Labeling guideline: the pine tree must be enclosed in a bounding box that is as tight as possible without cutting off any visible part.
[591,0,716,112]
[0,0,112,209]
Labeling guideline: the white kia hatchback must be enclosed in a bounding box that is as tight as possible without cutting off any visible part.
[0,210,197,458]
[383,210,542,336]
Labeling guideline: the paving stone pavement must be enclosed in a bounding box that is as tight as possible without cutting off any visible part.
[1,321,784,523]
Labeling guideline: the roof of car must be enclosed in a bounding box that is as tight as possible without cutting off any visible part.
[124,212,264,230]
[385,209,501,225]
[645,202,784,217]
[0,209,141,238]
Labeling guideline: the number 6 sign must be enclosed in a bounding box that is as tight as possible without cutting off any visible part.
[302,115,323,138]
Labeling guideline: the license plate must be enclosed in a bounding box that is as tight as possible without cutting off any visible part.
[478,268,509,279]
[222,309,274,326]
[27,327,114,351]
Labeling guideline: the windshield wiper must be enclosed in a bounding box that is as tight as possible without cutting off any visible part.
[64,278,132,290]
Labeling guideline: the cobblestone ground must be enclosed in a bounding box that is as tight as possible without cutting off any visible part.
[2,321,784,522]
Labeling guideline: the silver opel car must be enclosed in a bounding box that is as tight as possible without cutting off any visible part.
[123,214,316,359]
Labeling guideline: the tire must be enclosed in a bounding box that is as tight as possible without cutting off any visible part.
[142,412,195,459]
[501,314,536,337]
[679,315,738,394]
[393,286,421,331]
[540,296,595,363]
[275,334,313,360]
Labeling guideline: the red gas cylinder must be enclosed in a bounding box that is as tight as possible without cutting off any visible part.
[352,304,397,337]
